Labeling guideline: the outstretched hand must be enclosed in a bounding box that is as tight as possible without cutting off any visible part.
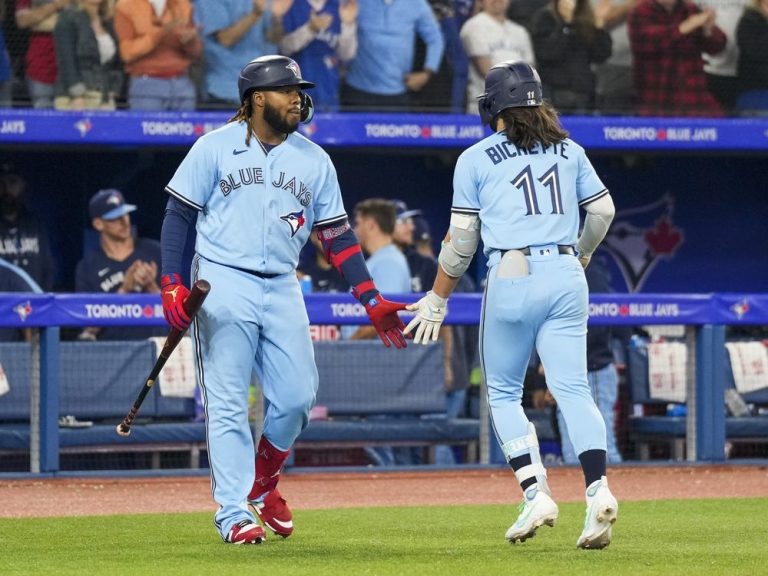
[364,295,408,349]
[404,291,447,345]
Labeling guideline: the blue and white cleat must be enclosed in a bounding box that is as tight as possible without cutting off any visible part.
[577,475,618,550]
[505,485,559,543]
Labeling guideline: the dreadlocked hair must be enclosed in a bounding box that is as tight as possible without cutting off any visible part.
[498,103,569,150]
[229,96,255,146]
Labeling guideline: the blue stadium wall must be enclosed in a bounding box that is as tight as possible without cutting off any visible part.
[2,112,767,294]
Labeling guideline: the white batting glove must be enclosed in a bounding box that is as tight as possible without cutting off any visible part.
[404,291,447,345]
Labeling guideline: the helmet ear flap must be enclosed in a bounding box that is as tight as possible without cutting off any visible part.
[477,94,492,127]
[300,92,314,124]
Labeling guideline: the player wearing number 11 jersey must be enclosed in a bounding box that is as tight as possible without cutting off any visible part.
[405,61,619,549]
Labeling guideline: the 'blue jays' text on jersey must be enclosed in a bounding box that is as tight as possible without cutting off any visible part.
[452,133,608,257]
[165,122,346,274]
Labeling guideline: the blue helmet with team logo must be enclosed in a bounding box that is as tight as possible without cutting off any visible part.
[238,55,316,123]
[477,61,543,129]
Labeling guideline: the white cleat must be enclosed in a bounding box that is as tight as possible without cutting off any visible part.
[505,485,559,544]
[577,475,618,550]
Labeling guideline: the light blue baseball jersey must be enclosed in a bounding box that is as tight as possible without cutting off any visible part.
[452,132,607,255]
[166,121,346,274]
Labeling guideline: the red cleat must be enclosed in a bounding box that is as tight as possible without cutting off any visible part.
[250,489,294,538]
[226,520,266,544]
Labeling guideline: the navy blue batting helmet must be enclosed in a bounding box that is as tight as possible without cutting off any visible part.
[477,61,543,128]
[238,55,316,122]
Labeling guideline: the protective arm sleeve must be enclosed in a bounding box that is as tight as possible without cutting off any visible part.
[316,220,377,305]
[161,196,196,277]
[576,193,615,258]
[438,212,481,278]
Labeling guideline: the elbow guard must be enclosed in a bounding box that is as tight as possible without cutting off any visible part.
[438,213,480,278]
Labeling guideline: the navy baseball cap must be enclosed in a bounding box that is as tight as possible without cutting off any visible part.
[393,199,421,221]
[413,216,431,242]
[89,189,137,220]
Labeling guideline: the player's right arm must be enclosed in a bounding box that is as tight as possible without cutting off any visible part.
[159,197,194,331]
[160,139,215,331]
[406,152,481,345]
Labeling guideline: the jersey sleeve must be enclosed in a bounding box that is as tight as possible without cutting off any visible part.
[165,138,217,211]
[312,154,347,227]
[452,151,481,214]
[575,142,609,206]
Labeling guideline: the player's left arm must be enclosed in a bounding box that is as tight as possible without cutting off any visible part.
[406,152,481,345]
[576,194,615,269]
[404,215,478,345]
[315,219,408,349]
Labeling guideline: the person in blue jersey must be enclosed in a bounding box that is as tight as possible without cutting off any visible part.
[194,0,293,106]
[75,189,166,342]
[160,55,409,545]
[341,0,444,111]
[279,0,358,112]
[405,61,619,549]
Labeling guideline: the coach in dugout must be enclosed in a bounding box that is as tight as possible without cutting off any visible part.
[75,188,165,341]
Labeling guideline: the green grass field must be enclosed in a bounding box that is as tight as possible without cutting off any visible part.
[2,499,766,576]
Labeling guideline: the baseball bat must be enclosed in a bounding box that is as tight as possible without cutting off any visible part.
[116,279,211,437]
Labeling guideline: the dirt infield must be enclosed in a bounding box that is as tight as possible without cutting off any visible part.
[1,465,766,518]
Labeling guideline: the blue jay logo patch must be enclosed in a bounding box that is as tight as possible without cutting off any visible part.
[280,210,306,238]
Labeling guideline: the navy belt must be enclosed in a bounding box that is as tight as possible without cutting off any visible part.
[232,265,279,279]
[502,245,575,256]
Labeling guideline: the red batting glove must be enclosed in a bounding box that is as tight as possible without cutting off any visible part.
[161,273,191,331]
[364,295,408,349]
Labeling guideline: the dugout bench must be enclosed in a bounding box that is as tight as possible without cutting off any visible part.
[297,341,480,463]
[0,340,480,471]
[626,344,768,460]
[0,341,206,469]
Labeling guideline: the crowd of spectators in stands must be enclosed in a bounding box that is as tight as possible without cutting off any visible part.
[0,0,765,115]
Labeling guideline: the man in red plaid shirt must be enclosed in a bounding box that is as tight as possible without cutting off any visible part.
[628,0,726,116]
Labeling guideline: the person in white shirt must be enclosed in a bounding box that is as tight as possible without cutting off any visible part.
[460,0,535,113]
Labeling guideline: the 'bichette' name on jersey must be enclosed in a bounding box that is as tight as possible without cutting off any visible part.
[484,139,570,165]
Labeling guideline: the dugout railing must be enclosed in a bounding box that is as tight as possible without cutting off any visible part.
[0,292,767,475]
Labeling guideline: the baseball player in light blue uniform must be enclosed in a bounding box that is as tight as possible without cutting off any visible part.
[406,61,619,549]
[159,55,408,545]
